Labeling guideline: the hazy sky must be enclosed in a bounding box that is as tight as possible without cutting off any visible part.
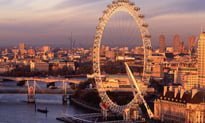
[0,0,205,48]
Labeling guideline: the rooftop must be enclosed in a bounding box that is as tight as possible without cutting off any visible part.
[160,88,205,104]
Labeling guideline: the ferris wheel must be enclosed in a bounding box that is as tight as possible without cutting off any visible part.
[92,0,153,117]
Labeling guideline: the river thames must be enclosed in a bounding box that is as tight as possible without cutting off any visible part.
[0,81,92,123]
[0,94,92,123]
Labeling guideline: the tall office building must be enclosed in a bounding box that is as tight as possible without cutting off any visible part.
[173,35,181,52]
[179,41,185,53]
[159,35,166,53]
[19,43,25,50]
[188,36,196,53]
[188,36,196,49]
[198,32,205,88]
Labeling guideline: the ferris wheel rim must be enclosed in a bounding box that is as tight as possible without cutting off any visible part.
[93,0,152,114]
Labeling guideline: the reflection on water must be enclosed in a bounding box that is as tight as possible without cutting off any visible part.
[0,94,90,123]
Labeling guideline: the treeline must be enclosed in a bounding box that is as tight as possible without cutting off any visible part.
[0,61,143,77]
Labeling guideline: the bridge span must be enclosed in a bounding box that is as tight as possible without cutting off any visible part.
[0,87,74,94]
[0,76,84,84]
[0,87,152,94]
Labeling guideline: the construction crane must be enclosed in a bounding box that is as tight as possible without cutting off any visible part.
[125,62,154,119]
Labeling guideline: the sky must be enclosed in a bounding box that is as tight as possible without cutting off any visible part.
[0,0,205,48]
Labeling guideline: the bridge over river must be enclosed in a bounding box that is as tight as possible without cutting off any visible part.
[0,87,75,94]
[0,76,83,84]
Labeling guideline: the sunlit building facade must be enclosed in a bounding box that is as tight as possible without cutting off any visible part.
[154,87,205,123]
[198,32,205,88]
[176,67,197,88]
[183,73,198,90]
[154,32,205,123]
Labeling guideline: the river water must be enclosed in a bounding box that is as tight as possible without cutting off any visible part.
[0,81,92,123]
[0,94,92,123]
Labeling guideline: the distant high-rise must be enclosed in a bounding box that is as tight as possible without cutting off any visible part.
[19,43,25,50]
[159,35,166,53]
[188,36,196,53]
[19,43,26,55]
[41,45,51,53]
[179,41,185,53]
[173,35,181,52]
[198,32,205,88]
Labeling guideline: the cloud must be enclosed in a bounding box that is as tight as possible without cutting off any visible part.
[51,0,108,11]
[146,0,205,18]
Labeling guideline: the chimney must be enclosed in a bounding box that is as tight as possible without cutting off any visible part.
[163,86,168,96]
[174,88,179,98]
[169,86,173,92]
[180,88,185,99]
[191,89,198,98]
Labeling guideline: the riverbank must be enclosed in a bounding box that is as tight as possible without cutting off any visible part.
[70,97,100,112]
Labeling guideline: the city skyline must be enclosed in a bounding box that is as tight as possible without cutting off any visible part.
[0,1,205,122]
[0,0,205,48]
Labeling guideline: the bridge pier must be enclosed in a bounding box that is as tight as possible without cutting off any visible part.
[130,109,141,121]
[62,94,68,105]
[27,80,36,103]
[123,107,141,121]
[99,102,108,120]
[123,108,131,121]
[62,81,68,105]
[102,109,108,120]
[27,92,35,103]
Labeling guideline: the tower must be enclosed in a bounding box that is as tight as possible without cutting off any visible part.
[179,41,185,53]
[198,32,205,88]
[19,43,25,50]
[188,36,196,54]
[19,43,26,55]
[159,35,166,53]
[188,36,196,50]
[173,35,181,53]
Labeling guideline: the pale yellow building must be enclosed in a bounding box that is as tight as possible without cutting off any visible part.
[152,64,164,78]
[176,67,197,86]
[105,50,115,59]
[198,32,205,88]
[183,73,198,90]
[150,55,165,78]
